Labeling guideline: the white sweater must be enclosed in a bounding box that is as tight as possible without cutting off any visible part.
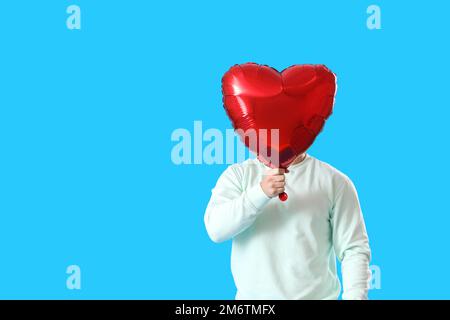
[204,154,371,300]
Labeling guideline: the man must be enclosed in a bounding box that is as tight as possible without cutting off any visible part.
[204,152,371,300]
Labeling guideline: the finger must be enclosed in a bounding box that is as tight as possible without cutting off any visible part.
[264,168,279,175]
[272,181,285,188]
[272,175,285,182]
[266,168,285,175]
[275,187,285,194]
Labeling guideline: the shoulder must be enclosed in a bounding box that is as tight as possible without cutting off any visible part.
[223,158,261,178]
[216,158,261,189]
[308,155,355,194]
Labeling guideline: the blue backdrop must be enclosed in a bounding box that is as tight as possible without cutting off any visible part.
[0,0,449,299]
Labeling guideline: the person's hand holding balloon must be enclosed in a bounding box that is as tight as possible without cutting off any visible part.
[260,168,287,199]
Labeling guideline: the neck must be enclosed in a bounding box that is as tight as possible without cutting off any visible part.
[291,153,306,165]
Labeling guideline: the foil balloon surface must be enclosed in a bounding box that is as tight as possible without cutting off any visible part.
[221,62,337,201]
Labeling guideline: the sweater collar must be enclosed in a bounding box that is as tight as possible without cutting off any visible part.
[256,153,311,170]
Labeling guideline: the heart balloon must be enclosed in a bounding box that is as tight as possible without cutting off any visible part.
[221,62,337,201]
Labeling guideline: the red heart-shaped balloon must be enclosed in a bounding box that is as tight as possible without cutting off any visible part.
[222,62,336,169]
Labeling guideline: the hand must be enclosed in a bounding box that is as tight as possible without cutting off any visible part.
[260,168,286,198]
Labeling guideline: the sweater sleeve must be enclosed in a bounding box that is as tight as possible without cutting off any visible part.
[204,164,271,243]
[331,176,372,300]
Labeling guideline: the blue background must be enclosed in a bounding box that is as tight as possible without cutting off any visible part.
[0,0,449,299]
